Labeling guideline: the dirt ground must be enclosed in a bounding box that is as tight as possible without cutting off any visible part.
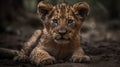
[0,14,120,67]
[0,0,120,67]
[0,32,120,67]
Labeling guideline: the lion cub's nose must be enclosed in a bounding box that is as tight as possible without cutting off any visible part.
[58,29,67,35]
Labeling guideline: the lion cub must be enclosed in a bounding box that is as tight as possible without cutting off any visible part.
[14,1,90,65]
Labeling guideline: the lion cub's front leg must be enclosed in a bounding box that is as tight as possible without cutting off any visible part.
[70,47,90,63]
[14,29,41,62]
[29,47,56,65]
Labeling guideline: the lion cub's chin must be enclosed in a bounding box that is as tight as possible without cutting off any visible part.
[54,39,70,44]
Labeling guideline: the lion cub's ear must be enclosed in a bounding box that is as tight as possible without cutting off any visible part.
[73,2,89,21]
[37,1,53,21]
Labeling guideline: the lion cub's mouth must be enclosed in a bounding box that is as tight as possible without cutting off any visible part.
[54,37,70,44]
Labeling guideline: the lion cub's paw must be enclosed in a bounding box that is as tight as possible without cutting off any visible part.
[30,55,56,65]
[40,56,56,65]
[69,55,90,63]
[14,53,29,62]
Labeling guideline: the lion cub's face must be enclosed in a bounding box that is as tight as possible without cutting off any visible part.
[37,1,89,44]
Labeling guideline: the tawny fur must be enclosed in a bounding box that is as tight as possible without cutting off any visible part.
[14,1,90,65]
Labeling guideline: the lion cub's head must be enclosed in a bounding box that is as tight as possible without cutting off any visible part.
[37,1,89,44]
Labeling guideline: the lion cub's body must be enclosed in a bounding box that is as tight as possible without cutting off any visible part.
[14,1,90,65]
[38,29,80,60]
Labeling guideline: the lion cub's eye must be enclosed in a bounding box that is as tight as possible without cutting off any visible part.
[67,19,73,25]
[52,19,58,26]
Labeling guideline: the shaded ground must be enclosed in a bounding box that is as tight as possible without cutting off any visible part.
[0,32,120,67]
[0,0,120,67]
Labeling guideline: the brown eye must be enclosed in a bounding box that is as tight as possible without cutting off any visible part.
[67,19,73,25]
[52,19,58,26]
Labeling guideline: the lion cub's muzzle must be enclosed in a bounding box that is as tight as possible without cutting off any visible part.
[58,29,67,36]
[54,28,71,44]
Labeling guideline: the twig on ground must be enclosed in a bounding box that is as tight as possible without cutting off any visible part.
[0,48,19,59]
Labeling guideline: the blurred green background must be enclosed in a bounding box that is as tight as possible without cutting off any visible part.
[0,0,120,47]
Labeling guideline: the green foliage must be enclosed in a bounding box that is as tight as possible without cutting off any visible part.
[22,0,38,12]
[21,0,99,12]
